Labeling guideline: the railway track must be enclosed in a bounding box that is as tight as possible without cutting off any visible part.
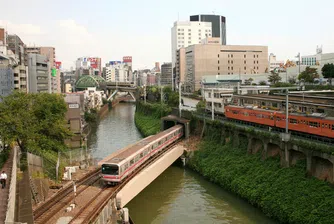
[69,140,182,224]
[33,168,101,224]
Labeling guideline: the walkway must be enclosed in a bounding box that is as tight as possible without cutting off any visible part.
[0,149,13,223]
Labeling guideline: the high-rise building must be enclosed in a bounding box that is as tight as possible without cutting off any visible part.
[190,14,226,45]
[0,55,15,97]
[105,61,131,82]
[161,63,173,86]
[27,54,50,93]
[123,56,133,82]
[178,40,268,92]
[154,62,160,72]
[75,57,102,77]
[171,21,212,68]
[26,46,58,93]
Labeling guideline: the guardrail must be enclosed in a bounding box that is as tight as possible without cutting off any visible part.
[5,146,17,224]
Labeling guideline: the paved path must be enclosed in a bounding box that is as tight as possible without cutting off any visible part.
[0,149,13,223]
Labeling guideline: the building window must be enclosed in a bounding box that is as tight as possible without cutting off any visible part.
[231,60,233,64]
[218,54,219,58]
[228,54,230,58]
[199,29,201,32]
[244,66,246,70]
[231,67,233,70]
[218,66,220,70]
[188,37,191,39]
[254,61,256,64]
[228,67,230,70]
[188,41,191,44]
[231,54,233,58]
[218,73,220,75]
[254,55,256,58]
[218,60,220,64]
[228,60,230,64]
[209,34,211,36]
[244,55,246,58]
[228,73,230,75]
[257,66,259,70]
[178,29,180,31]
[254,66,256,69]
[257,55,259,58]
[257,61,259,64]
[244,60,246,64]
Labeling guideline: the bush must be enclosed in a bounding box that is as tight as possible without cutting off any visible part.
[188,135,334,224]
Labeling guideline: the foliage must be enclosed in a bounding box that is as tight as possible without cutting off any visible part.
[0,149,9,169]
[102,98,109,105]
[134,112,160,137]
[298,66,319,83]
[272,82,294,87]
[0,92,72,154]
[268,71,282,84]
[322,63,334,85]
[136,101,171,119]
[84,108,98,123]
[288,75,297,84]
[244,77,254,85]
[163,86,179,107]
[196,100,206,114]
[188,139,334,224]
[259,80,267,85]
[304,85,334,90]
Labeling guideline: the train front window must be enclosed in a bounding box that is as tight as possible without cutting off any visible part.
[102,165,119,175]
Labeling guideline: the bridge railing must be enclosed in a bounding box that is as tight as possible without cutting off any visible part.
[5,146,17,224]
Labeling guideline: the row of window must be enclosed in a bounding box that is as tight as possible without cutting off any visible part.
[120,129,183,174]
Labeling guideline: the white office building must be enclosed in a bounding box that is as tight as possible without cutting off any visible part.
[171,21,212,68]
[269,53,284,72]
[105,63,130,82]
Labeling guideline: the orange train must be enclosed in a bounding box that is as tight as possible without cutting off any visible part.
[224,105,334,139]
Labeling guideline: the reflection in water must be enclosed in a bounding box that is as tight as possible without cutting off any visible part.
[87,104,275,224]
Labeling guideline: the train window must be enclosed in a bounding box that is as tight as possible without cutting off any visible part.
[276,117,281,121]
[159,140,162,145]
[332,125,334,131]
[309,122,319,128]
[140,152,143,158]
[165,137,167,142]
[130,159,134,165]
[322,124,324,128]
[232,110,238,114]
[290,119,297,124]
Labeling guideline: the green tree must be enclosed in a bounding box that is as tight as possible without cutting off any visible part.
[322,63,334,85]
[259,80,267,85]
[0,92,72,153]
[245,78,254,85]
[298,66,319,83]
[288,75,297,84]
[268,71,282,84]
[196,100,206,113]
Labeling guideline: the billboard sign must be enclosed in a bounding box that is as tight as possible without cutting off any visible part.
[88,57,98,69]
[123,56,132,63]
[109,61,122,65]
[51,68,57,77]
[69,103,79,109]
[55,61,62,69]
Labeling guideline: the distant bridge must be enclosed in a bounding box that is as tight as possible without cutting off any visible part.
[101,82,138,101]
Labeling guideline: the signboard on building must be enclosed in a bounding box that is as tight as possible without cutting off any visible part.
[123,56,132,63]
[51,68,57,77]
[109,61,122,65]
[68,103,79,109]
[55,61,62,69]
[88,57,98,69]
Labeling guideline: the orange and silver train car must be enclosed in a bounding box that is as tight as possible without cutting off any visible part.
[225,105,334,139]
[98,125,183,185]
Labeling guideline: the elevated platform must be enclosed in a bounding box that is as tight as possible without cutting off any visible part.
[161,115,190,139]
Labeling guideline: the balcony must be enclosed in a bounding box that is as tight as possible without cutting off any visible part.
[37,79,48,84]
[14,84,20,88]
[20,81,27,85]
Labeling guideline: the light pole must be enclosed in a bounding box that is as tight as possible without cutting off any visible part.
[296,53,301,75]
[179,82,182,117]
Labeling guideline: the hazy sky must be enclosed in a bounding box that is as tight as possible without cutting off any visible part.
[1,0,334,69]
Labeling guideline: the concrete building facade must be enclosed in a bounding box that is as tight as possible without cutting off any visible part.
[27,54,50,93]
[269,53,284,72]
[161,63,173,86]
[105,63,131,82]
[26,46,58,93]
[171,21,212,68]
[180,43,268,92]
[0,55,14,97]
[190,14,226,45]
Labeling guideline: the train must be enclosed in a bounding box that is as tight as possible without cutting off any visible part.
[99,125,184,185]
[224,105,334,139]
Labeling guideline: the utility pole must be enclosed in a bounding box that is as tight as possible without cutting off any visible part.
[179,82,182,117]
[211,88,214,120]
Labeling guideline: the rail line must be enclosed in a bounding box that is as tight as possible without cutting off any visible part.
[33,168,101,224]
[69,140,182,224]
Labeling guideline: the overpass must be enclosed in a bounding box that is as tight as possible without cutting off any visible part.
[101,82,138,101]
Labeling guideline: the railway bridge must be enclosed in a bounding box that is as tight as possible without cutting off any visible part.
[101,82,138,102]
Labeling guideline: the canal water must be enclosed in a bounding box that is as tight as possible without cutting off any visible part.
[87,103,276,224]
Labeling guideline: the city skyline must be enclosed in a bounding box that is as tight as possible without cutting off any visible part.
[1,0,334,70]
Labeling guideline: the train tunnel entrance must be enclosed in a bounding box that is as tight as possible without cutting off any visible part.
[161,115,190,139]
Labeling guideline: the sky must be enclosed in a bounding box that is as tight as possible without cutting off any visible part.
[1,0,334,70]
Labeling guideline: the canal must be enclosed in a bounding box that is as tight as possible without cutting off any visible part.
[87,103,276,224]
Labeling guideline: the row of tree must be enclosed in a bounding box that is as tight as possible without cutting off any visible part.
[267,63,334,85]
[0,92,72,154]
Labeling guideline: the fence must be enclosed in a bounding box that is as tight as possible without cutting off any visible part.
[5,147,17,224]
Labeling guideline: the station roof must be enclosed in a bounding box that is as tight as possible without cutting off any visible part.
[75,75,106,90]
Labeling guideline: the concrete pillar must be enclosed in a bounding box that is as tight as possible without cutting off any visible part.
[262,141,268,160]
[306,153,312,176]
[233,131,239,148]
[283,143,290,168]
[247,137,253,154]
[185,123,190,139]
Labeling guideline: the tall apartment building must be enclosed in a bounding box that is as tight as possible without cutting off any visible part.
[171,21,212,69]
[161,63,173,86]
[0,55,15,97]
[190,14,227,45]
[104,62,131,82]
[26,46,58,93]
[76,57,102,78]
[27,54,50,93]
[177,40,268,92]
